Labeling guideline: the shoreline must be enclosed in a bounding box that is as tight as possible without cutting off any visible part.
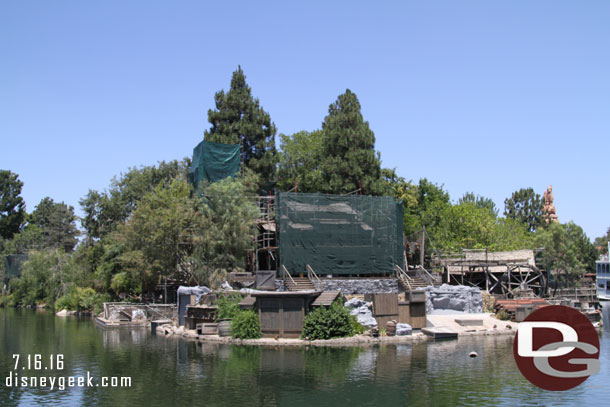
[156,313,521,347]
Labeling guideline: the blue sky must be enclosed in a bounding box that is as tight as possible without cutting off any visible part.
[1,1,608,241]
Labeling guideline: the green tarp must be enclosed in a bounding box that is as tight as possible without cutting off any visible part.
[188,140,240,187]
[277,192,403,276]
[3,254,28,279]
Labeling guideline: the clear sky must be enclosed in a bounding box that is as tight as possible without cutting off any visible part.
[1,1,609,241]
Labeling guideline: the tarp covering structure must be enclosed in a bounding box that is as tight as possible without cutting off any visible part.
[3,254,28,280]
[277,192,403,276]
[188,140,240,188]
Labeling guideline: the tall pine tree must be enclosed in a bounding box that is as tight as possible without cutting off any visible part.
[319,89,383,195]
[204,67,277,185]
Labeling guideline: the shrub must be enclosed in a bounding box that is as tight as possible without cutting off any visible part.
[350,316,367,335]
[301,300,355,340]
[496,310,510,321]
[231,310,261,339]
[55,287,109,313]
[217,294,242,320]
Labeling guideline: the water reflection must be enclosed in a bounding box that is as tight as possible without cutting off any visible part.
[1,307,610,407]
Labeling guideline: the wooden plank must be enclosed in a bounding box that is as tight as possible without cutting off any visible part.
[311,291,339,307]
[409,302,426,329]
[239,296,256,310]
[422,327,458,339]
[373,293,398,316]
[398,302,410,324]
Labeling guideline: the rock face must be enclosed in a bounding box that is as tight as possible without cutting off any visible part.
[396,323,412,336]
[424,284,483,314]
[314,279,398,294]
[344,298,378,328]
[543,185,559,224]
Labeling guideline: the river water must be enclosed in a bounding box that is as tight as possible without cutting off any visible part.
[1,304,609,407]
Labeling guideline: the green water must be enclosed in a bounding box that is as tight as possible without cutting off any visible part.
[1,306,609,407]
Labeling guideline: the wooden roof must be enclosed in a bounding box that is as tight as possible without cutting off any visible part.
[311,291,340,307]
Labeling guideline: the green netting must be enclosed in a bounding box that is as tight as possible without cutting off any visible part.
[277,192,403,276]
[3,254,28,279]
[188,140,240,187]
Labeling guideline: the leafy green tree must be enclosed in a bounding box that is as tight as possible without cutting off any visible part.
[111,179,198,294]
[277,130,325,192]
[459,192,498,217]
[79,159,190,241]
[428,202,532,252]
[205,66,278,185]
[381,168,420,236]
[0,170,26,239]
[319,89,384,195]
[30,197,79,252]
[504,187,544,232]
[190,176,259,287]
[8,250,69,307]
[593,227,610,255]
[535,221,596,287]
[416,178,452,244]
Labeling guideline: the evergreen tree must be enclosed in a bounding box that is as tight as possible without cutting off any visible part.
[0,170,26,239]
[30,197,80,252]
[504,187,544,232]
[205,66,277,185]
[319,90,383,195]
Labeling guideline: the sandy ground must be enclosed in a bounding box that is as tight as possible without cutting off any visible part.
[426,312,518,336]
[158,312,518,346]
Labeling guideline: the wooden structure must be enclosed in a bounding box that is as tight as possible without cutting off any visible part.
[185,305,217,330]
[311,291,340,307]
[252,291,316,338]
[433,249,547,297]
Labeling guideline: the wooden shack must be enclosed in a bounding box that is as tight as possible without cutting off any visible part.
[251,291,316,338]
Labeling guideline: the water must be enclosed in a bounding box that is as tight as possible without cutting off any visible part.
[1,305,609,407]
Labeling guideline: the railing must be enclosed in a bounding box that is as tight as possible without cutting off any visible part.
[281,265,297,286]
[102,303,176,320]
[416,266,437,287]
[395,265,413,291]
[306,264,321,284]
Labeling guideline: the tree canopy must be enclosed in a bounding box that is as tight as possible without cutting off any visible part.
[535,222,597,287]
[277,130,325,192]
[319,89,383,195]
[30,197,79,253]
[504,187,544,232]
[205,66,278,186]
[0,170,26,240]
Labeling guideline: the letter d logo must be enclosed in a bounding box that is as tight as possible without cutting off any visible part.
[513,305,600,391]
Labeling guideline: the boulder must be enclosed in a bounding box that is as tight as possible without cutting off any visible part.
[396,323,412,336]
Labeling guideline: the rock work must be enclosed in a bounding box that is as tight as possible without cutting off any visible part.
[314,279,398,294]
[344,298,378,328]
[543,185,558,224]
[396,323,412,336]
[424,284,483,314]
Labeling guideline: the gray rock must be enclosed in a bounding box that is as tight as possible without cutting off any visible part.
[425,284,483,314]
[396,323,412,336]
[345,301,377,328]
[316,279,398,294]
[344,298,366,309]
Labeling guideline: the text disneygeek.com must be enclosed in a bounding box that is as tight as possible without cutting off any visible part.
[5,354,131,390]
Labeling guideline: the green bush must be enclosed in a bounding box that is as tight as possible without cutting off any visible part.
[55,287,109,313]
[350,316,367,335]
[496,310,510,321]
[231,310,261,339]
[217,294,242,320]
[301,300,355,340]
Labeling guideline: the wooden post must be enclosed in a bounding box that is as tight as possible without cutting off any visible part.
[420,227,425,269]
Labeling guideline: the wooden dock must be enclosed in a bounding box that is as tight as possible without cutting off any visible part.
[421,327,458,340]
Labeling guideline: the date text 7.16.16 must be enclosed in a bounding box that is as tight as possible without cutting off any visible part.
[12,354,64,371]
